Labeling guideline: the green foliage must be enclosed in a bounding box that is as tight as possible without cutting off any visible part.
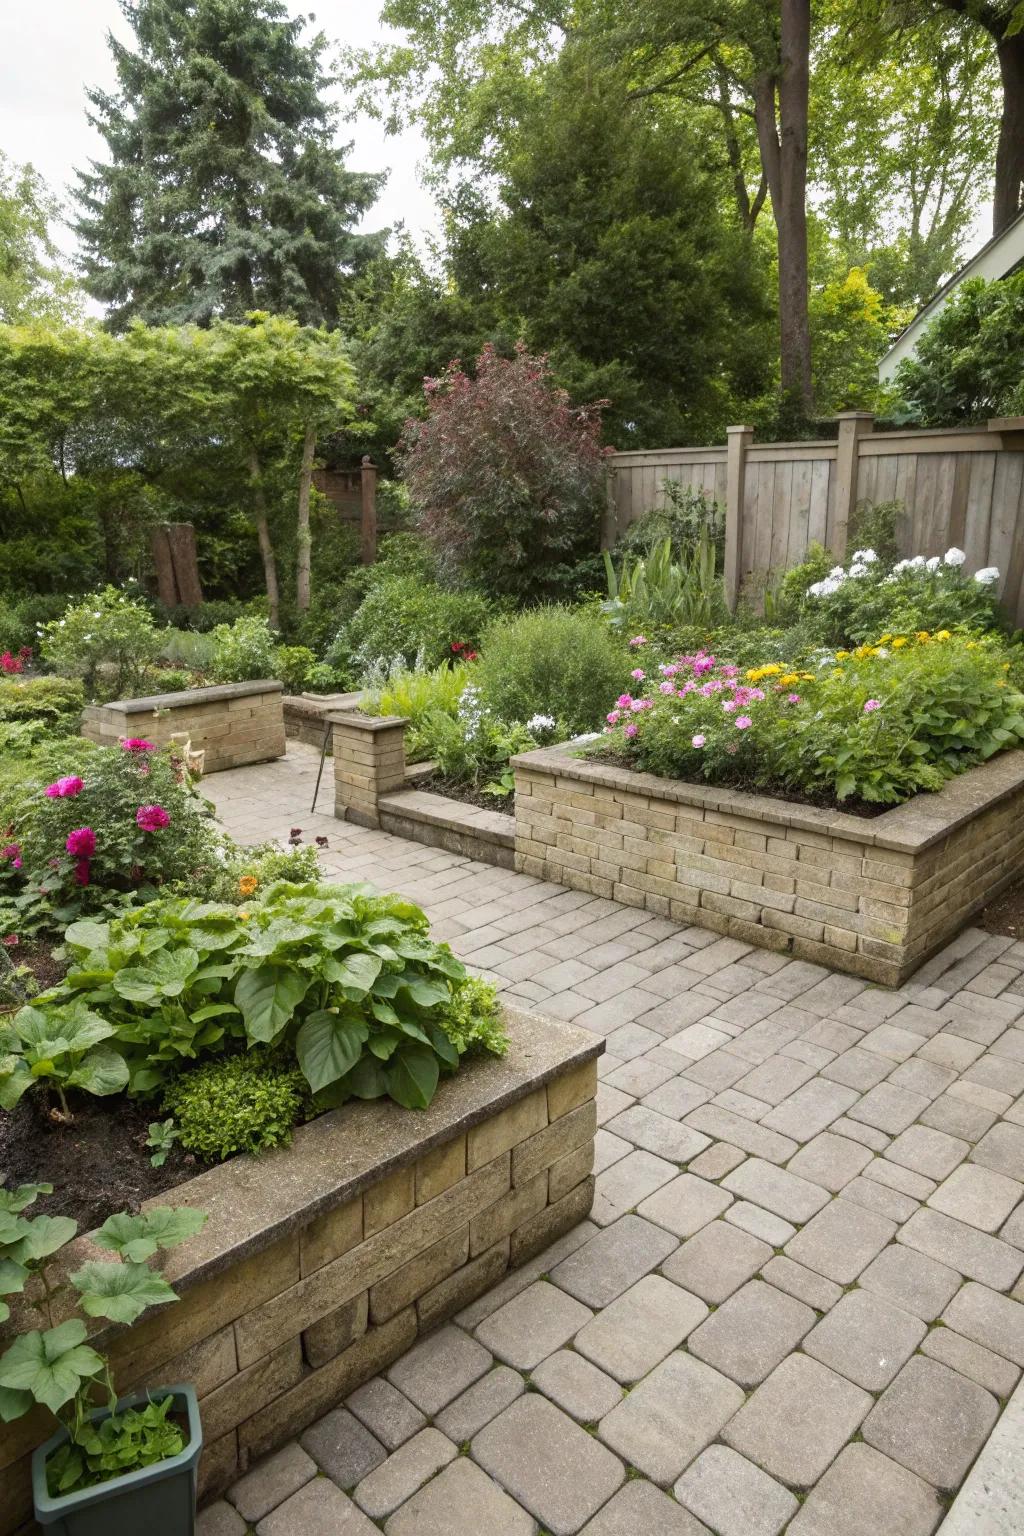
[0,153,81,325]
[0,677,84,734]
[421,691,537,788]
[201,840,323,905]
[0,1001,128,1116]
[794,550,1006,647]
[808,266,904,414]
[619,488,725,567]
[40,587,161,702]
[889,271,1024,426]
[476,606,631,736]
[341,574,493,675]
[275,645,316,693]
[162,1051,311,1162]
[146,1119,179,1168]
[603,532,725,638]
[362,658,473,761]
[0,1186,204,1496]
[207,615,278,683]
[437,975,509,1057]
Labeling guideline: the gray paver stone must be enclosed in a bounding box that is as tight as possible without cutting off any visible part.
[346,1378,427,1450]
[575,1274,708,1383]
[593,1149,677,1223]
[802,1288,926,1390]
[674,1445,798,1536]
[787,1132,872,1192]
[687,1279,815,1387]
[475,1280,592,1369]
[637,1172,733,1237]
[300,1406,387,1489]
[858,1243,961,1320]
[255,1479,379,1536]
[760,1255,843,1312]
[885,1124,970,1181]
[387,1325,491,1414]
[353,1428,457,1521]
[382,1455,537,1536]
[550,1214,678,1308]
[848,1082,930,1135]
[898,1207,1024,1289]
[531,1348,624,1421]
[862,1355,999,1490]
[578,1479,710,1535]
[929,1163,1023,1232]
[433,1364,525,1442]
[724,1201,795,1245]
[197,1504,246,1536]
[970,1123,1024,1182]
[784,1198,896,1284]
[722,1354,871,1488]
[840,1174,918,1223]
[598,1350,744,1486]
[921,1094,998,1143]
[785,1442,943,1536]
[604,1106,711,1162]
[473,1393,625,1536]
[661,1219,772,1304]
[722,1157,830,1222]
[942,1281,1024,1367]
[228,1444,317,1523]
[922,1325,1021,1397]
[687,1142,746,1179]
[761,1079,859,1142]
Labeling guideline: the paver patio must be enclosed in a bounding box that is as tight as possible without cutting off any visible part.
[199,745,1024,1535]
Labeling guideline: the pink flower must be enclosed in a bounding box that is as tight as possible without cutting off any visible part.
[2,843,21,863]
[630,668,645,681]
[73,857,91,887]
[616,694,633,709]
[136,804,170,831]
[735,716,753,730]
[864,699,882,713]
[0,651,23,674]
[1,933,18,947]
[658,681,674,694]
[66,827,96,858]
[121,738,155,753]
[787,693,800,704]
[45,775,85,799]
[659,664,678,677]
[692,734,706,748]
[606,710,621,725]
[628,635,647,648]
[721,665,740,678]
[722,700,737,713]
[624,723,638,738]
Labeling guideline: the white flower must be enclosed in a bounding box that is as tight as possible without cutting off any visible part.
[975,567,1000,586]
[908,555,926,570]
[926,556,940,572]
[892,559,910,574]
[944,547,966,567]
[808,576,843,598]
[849,563,868,577]
[526,713,556,735]
[852,548,878,563]
[828,565,846,580]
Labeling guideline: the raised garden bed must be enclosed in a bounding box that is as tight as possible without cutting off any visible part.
[512,741,1024,987]
[0,1007,599,1533]
[82,680,286,773]
[379,788,516,868]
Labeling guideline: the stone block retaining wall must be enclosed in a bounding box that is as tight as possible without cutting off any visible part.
[512,745,1024,987]
[0,1011,598,1534]
[82,680,286,773]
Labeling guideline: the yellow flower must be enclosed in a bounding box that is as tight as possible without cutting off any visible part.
[779,673,799,686]
[238,874,259,898]
[891,637,908,649]
[800,672,815,682]
[877,633,893,646]
[916,631,930,642]
[239,910,251,920]
[935,630,951,641]
[835,650,850,661]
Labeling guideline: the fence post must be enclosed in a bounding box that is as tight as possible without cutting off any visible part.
[832,411,874,558]
[360,455,377,565]
[601,462,619,550]
[724,426,753,612]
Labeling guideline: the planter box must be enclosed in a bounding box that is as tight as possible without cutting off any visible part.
[82,681,286,774]
[0,1008,599,1532]
[379,789,516,869]
[512,742,1024,987]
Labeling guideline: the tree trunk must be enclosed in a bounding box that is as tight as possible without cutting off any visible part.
[995,31,1024,234]
[296,425,316,613]
[247,446,281,630]
[166,522,204,607]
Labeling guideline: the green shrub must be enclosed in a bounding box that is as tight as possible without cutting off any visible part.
[603,531,725,637]
[0,591,77,655]
[157,628,217,670]
[162,1052,311,1162]
[200,840,322,903]
[207,615,279,682]
[145,667,194,694]
[477,606,631,735]
[438,975,509,1056]
[342,575,494,675]
[40,587,162,701]
[275,645,316,692]
[420,692,537,787]
[0,676,84,732]
[362,658,473,761]
[795,548,1005,646]
[620,485,725,566]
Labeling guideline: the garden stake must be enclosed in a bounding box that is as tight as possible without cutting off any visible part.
[312,716,332,813]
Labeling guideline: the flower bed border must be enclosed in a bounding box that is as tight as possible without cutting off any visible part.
[511,742,1024,986]
[82,680,286,773]
[0,1007,599,1531]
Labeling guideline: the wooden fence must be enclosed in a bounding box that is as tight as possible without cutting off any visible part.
[604,413,1024,625]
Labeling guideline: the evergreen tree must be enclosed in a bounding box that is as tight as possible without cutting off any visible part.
[75,0,386,329]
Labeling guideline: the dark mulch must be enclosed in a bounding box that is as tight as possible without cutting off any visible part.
[981,879,1024,940]
[0,1092,197,1234]
[421,774,515,817]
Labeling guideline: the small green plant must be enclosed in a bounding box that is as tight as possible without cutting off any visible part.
[162,1051,311,1162]
[603,530,724,634]
[476,606,631,736]
[620,485,725,566]
[207,615,278,683]
[40,588,161,702]
[421,687,535,789]
[437,976,508,1056]
[362,657,473,762]
[274,644,316,693]
[0,677,85,734]
[0,1001,129,1116]
[146,1118,179,1167]
[341,574,493,674]
[0,1187,206,1497]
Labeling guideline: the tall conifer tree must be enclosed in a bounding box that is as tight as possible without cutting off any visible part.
[75,0,385,329]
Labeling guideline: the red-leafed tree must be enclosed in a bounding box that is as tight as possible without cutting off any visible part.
[396,343,609,601]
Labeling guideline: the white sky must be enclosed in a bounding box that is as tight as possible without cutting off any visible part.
[0,0,442,269]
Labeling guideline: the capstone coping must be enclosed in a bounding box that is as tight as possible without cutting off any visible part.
[102,678,284,712]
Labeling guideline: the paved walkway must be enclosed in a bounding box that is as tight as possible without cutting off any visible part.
[199,745,1024,1536]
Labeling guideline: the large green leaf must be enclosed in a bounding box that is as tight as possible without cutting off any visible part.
[396,977,450,1009]
[386,1044,440,1109]
[321,952,383,995]
[15,1004,114,1057]
[7,1214,78,1265]
[341,1055,388,1100]
[0,1322,105,1414]
[71,1261,177,1324]
[66,1044,130,1098]
[63,920,110,953]
[296,1009,368,1093]
[234,965,309,1044]
[112,947,199,1002]
[0,1059,32,1111]
[95,1207,206,1263]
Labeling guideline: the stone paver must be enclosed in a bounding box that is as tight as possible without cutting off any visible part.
[473,1394,625,1535]
[208,752,1024,1535]
[863,1355,999,1490]
[675,1445,798,1536]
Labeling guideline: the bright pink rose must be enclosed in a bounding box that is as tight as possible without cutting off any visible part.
[136,804,170,831]
[45,776,85,799]
[66,827,96,858]
[121,738,156,752]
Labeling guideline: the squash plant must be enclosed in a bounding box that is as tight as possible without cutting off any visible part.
[0,1185,205,1496]
[23,880,505,1112]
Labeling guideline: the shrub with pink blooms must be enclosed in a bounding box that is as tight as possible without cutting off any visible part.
[0,739,223,933]
[601,631,1024,807]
